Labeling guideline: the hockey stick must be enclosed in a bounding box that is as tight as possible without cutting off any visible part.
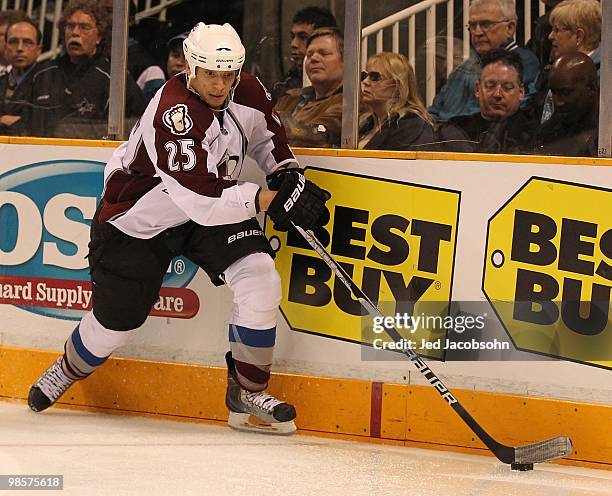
[291,222,573,469]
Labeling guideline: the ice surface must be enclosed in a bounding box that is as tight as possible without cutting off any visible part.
[0,401,610,496]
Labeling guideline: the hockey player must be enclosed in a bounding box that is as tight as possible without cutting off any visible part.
[27,22,330,435]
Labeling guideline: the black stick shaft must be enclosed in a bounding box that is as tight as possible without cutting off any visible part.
[292,223,515,463]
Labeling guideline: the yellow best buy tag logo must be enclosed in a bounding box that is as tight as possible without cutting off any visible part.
[483,177,612,369]
[267,167,460,359]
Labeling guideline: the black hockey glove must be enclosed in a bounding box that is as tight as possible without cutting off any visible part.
[266,167,297,191]
[266,169,331,232]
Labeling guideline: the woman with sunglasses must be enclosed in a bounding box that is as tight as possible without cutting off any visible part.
[358,52,435,150]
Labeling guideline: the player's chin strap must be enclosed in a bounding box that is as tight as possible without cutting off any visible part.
[186,73,241,112]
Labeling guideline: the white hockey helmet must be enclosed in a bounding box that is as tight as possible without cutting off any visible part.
[183,22,246,75]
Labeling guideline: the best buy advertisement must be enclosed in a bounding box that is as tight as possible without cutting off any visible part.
[483,177,612,368]
[267,168,460,358]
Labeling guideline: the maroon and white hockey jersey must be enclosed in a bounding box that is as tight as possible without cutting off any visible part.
[96,72,297,238]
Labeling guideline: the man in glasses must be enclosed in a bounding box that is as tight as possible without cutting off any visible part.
[429,0,540,122]
[0,19,64,136]
[0,9,28,77]
[50,0,145,138]
[449,49,537,153]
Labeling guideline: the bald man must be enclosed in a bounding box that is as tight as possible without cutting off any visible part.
[534,52,598,157]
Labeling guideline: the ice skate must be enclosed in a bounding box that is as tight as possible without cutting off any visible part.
[28,357,76,412]
[225,353,296,435]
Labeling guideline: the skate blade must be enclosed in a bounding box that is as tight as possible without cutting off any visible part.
[227,412,296,435]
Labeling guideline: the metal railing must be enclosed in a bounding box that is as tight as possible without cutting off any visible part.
[361,0,548,106]
[0,0,183,61]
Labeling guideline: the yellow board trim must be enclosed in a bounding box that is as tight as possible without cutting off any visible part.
[1,346,610,470]
[293,146,612,166]
[0,136,122,148]
[1,136,610,166]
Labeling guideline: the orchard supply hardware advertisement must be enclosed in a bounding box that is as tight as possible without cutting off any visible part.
[0,160,200,321]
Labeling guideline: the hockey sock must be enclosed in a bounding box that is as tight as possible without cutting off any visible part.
[228,324,276,392]
[63,311,136,379]
[63,325,110,379]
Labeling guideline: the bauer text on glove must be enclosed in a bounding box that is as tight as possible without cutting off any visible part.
[265,170,330,231]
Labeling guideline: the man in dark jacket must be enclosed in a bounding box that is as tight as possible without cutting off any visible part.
[52,0,145,138]
[534,52,599,157]
[0,19,63,137]
[450,49,537,154]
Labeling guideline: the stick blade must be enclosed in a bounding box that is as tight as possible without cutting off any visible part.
[514,436,573,464]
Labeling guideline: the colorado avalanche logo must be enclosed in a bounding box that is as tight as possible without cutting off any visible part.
[162,104,193,135]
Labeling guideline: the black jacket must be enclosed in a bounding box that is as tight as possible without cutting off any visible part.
[360,112,436,151]
[534,111,598,157]
[0,61,64,137]
[56,51,146,121]
[526,12,553,69]
[271,65,302,105]
[450,110,538,154]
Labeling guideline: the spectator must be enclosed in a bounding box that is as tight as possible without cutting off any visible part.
[271,6,337,103]
[525,0,564,122]
[526,0,564,69]
[0,20,63,136]
[549,0,601,69]
[450,49,538,154]
[539,0,601,121]
[53,0,146,138]
[534,52,598,157]
[100,0,165,102]
[274,27,343,148]
[0,10,28,77]
[428,0,540,122]
[166,32,187,78]
[131,47,165,102]
[358,52,435,150]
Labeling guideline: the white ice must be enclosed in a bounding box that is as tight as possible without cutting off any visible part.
[0,400,610,496]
